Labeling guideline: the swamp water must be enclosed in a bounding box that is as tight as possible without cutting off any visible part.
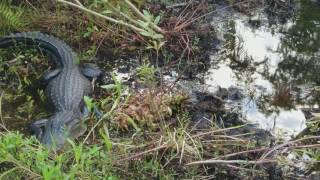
[203,0,320,139]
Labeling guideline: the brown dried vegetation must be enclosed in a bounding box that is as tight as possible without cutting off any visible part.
[114,89,188,129]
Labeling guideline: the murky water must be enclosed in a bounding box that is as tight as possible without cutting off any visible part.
[204,0,320,139]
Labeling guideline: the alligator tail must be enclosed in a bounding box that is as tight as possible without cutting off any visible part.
[0,32,76,67]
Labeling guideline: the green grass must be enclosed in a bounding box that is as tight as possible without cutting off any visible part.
[0,132,117,179]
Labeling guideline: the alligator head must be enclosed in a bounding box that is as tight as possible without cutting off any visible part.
[39,111,87,150]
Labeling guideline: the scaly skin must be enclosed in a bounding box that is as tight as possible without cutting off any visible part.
[0,32,97,150]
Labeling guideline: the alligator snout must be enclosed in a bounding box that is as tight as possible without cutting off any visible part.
[38,111,86,150]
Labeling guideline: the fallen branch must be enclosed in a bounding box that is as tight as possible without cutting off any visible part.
[73,0,82,6]
[259,136,320,161]
[167,3,188,9]
[187,141,320,166]
[205,143,320,161]
[187,159,277,166]
[117,143,171,163]
[214,147,271,160]
[191,124,248,138]
[226,164,265,174]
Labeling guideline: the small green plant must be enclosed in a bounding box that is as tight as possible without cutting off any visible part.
[84,96,95,113]
[83,24,99,38]
[136,64,157,87]
[146,40,166,66]
[0,1,27,35]
[136,10,163,40]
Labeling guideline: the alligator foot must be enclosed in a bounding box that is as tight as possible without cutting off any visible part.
[69,121,87,140]
[81,105,103,119]
[81,63,103,80]
[81,105,90,118]
[30,118,49,139]
[93,106,103,119]
[41,68,62,84]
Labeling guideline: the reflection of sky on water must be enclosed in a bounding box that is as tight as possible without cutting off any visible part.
[235,19,283,74]
[243,98,306,139]
[206,64,235,89]
[205,14,307,138]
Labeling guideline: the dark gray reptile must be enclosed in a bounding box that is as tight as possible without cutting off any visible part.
[0,32,102,150]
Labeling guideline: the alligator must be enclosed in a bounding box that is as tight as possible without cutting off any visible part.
[0,32,102,150]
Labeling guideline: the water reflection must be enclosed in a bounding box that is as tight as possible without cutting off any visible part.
[205,0,320,138]
[243,98,306,139]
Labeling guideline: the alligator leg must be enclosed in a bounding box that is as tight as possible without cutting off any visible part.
[93,106,103,119]
[81,105,90,118]
[81,63,103,80]
[81,105,103,119]
[41,68,62,83]
[69,119,87,139]
[29,119,49,138]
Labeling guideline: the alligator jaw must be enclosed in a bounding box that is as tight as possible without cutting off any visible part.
[40,110,85,151]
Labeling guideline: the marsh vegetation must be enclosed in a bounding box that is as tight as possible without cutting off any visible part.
[0,0,319,179]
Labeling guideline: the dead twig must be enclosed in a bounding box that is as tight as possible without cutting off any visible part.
[174,1,205,31]
[192,124,248,138]
[226,164,266,174]
[167,3,188,9]
[215,147,270,160]
[73,0,82,6]
[117,143,170,163]
[259,136,320,161]
[212,143,320,160]
[187,159,277,166]
[187,0,250,25]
